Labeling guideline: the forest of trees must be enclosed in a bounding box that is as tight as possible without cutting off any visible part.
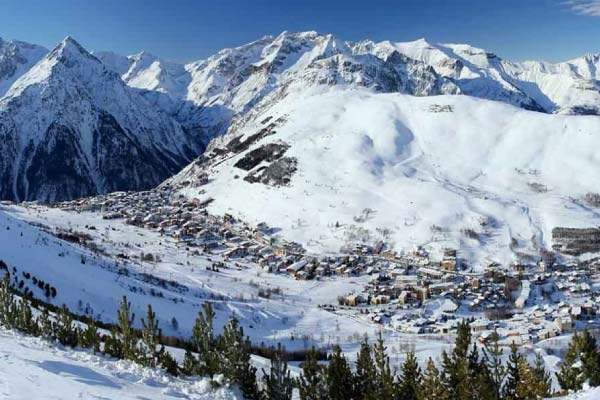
[0,272,598,399]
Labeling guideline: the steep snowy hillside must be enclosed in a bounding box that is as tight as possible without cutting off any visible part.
[168,86,600,266]
[0,37,202,202]
[0,329,239,399]
[0,37,47,96]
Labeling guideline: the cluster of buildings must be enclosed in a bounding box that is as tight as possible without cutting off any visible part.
[50,190,600,345]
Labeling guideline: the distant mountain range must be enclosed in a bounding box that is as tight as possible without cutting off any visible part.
[0,31,599,205]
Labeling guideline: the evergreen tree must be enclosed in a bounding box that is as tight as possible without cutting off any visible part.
[354,338,377,400]
[325,346,355,400]
[577,329,600,386]
[530,352,551,399]
[140,304,162,368]
[117,296,138,361]
[441,320,472,400]
[54,304,77,346]
[397,351,422,400]
[503,344,523,400]
[262,343,294,400]
[104,327,124,359]
[38,307,54,339]
[182,348,200,376]
[0,274,15,327]
[297,347,326,400]
[373,332,396,400]
[16,299,37,335]
[220,318,260,400]
[482,331,505,400]
[78,319,100,353]
[419,358,448,400]
[556,331,584,393]
[159,350,179,376]
[192,302,219,378]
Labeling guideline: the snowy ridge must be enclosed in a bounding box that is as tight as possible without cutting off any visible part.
[0,37,47,97]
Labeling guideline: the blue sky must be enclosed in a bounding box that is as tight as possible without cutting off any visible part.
[1,0,599,62]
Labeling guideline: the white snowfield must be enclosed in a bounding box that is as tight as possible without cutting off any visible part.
[173,86,600,266]
[0,329,239,400]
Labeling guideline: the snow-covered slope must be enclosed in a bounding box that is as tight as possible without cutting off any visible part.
[168,86,600,266]
[0,37,47,97]
[0,37,203,202]
[0,329,238,400]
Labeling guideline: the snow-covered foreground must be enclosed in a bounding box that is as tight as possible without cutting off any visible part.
[174,87,600,267]
[0,329,239,400]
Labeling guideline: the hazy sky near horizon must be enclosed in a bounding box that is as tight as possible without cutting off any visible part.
[1,0,599,62]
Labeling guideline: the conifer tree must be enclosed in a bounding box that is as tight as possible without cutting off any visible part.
[262,343,294,400]
[38,307,54,339]
[530,352,551,399]
[104,326,124,359]
[182,348,200,376]
[192,302,219,378]
[373,332,396,400]
[482,330,505,400]
[140,304,162,368]
[159,350,179,376]
[441,320,472,400]
[16,299,37,335]
[577,329,600,386]
[419,358,448,400]
[55,304,77,346]
[78,319,100,353]
[325,346,355,400]
[354,338,377,400]
[297,347,326,400]
[0,274,15,327]
[220,317,260,400]
[557,331,584,393]
[397,351,422,400]
[117,296,138,361]
[503,344,523,400]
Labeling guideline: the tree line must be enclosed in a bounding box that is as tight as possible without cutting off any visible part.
[0,272,596,399]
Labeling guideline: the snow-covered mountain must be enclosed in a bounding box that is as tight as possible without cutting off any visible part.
[167,85,600,265]
[0,37,203,202]
[0,37,47,96]
[97,31,600,142]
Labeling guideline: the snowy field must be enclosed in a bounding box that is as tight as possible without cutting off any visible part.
[0,328,239,399]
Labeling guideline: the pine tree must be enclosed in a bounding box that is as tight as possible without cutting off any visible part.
[104,326,124,359]
[182,348,200,376]
[354,338,377,400]
[54,304,77,346]
[503,344,523,400]
[397,351,422,400]
[482,330,505,400]
[530,352,551,399]
[577,329,600,386]
[117,296,138,361]
[325,346,355,400]
[297,347,326,400]
[16,299,37,335]
[140,304,162,368]
[419,358,448,400]
[78,319,100,353]
[192,302,219,378]
[556,331,584,393]
[220,317,260,400]
[159,350,179,376]
[441,320,472,400]
[0,274,15,328]
[38,307,54,339]
[262,343,294,400]
[373,332,396,400]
